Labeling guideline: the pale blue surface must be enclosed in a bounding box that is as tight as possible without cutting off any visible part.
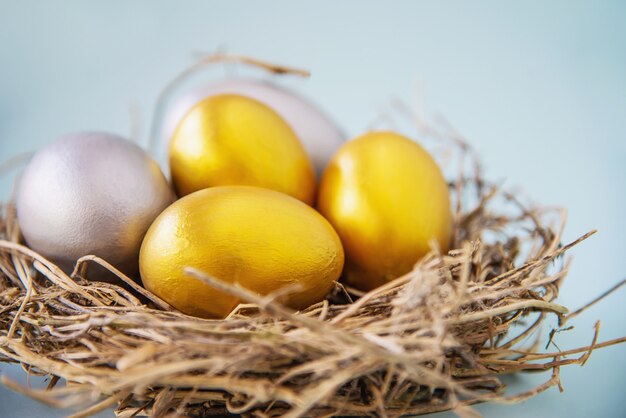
[0,1,625,417]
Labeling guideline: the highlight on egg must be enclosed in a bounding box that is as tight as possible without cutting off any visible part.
[317,131,453,292]
[169,93,316,204]
[161,78,345,176]
[16,131,175,279]
[139,185,345,319]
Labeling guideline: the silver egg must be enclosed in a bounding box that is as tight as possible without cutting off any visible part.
[16,132,175,279]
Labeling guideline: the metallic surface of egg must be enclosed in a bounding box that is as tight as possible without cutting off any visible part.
[169,94,316,204]
[16,132,175,277]
[161,78,344,176]
[317,131,453,291]
[139,185,344,319]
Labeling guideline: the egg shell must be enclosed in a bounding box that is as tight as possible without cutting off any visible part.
[317,131,453,291]
[169,94,316,204]
[16,132,175,278]
[161,78,344,175]
[139,185,345,319]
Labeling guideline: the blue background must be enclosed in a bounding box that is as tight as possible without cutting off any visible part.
[1,1,625,417]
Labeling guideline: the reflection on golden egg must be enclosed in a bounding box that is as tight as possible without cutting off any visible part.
[139,186,344,318]
[318,131,452,291]
[169,94,316,204]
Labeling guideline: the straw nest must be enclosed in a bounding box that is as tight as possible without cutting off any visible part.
[0,59,624,417]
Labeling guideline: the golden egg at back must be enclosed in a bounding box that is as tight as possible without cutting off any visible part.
[169,94,316,204]
[318,131,452,291]
[139,186,344,319]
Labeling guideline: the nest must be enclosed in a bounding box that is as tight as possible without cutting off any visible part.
[1,57,624,418]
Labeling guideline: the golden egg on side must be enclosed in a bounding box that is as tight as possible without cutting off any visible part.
[169,94,316,204]
[317,131,452,292]
[139,186,344,319]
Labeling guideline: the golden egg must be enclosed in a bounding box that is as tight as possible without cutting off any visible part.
[317,131,452,291]
[169,94,316,204]
[139,186,344,318]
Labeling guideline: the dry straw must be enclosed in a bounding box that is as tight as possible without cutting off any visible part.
[1,55,625,418]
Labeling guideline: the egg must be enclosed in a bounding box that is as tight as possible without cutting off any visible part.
[16,132,175,278]
[139,186,344,319]
[317,131,452,291]
[169,94,316,204]
[161,78,344,176]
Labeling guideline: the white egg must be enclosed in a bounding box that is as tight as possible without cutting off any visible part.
[160,78,345,175]
[16,132,175,279]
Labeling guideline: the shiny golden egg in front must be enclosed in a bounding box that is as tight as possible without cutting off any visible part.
[317,131,452,291]
[139,186,344,318]
[169,94,316,204]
